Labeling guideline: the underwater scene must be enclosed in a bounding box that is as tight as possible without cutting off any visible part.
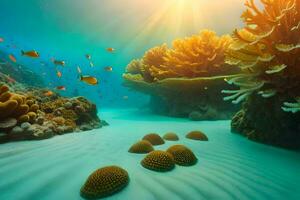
[0,0,300,199]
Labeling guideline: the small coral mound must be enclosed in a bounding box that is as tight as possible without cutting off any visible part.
[142,133,165,145]
[186,131,208,141]
[162,132,179,141]
[80,166,129,199]
[167,145,197,166]
[128,140,154,154]
[141,150,175,172]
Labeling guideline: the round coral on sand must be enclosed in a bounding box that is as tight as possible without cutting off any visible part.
[80,166,129,199]
[128,140,154,154]
[141,150,175,172]
[186,131,208,141]
[163,132,179,141]
[142,133,165,145]
[167,145,197,166]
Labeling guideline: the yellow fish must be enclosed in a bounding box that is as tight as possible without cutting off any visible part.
[106,47,115,52]
[21,50,40,58]
[80,75,98,85]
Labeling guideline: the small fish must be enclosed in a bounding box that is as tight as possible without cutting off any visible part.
[80,75,98,85]
[89,61,94,67]
[56,70,62,78]
[106,47,115,52]
[8,54,17,63]
[123,95,128,100]
[0,38,4,43]
[56,86,66,91]
[77,66,82,74]
[104,66,113,72]
[53,59,65,66]
[85,54,91,60]
[21,50,40,58]
[44,91,54,97]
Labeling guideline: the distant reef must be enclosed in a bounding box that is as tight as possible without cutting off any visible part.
[123,30,240,120]
[0,77,107,143]
[0,50,45,87]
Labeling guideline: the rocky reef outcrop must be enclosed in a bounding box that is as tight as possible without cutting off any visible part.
[0,81,107,143]
[223,0,300,149]
[123,30,240,119]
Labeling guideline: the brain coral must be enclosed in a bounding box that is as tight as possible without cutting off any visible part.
[223,0,300,106]
[167,145,197,166]
[163,132,179,141]
[142,133,165,145]
[186,131,208,141]
[80,166,129,199]
[141,150,175,172]
[0,84,39,123]
[128,140,154,154]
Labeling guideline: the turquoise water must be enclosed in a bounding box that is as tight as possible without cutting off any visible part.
[0,0,244,108]
[0,1,300,200]
[0,109,300,200]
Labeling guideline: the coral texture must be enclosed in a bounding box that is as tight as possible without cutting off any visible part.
[167,145,197,166]
[222,0,300,149]
[0,80,105,143]
[128,140,154,154]
[0,84,39,123]
[80,166,129,199]
[125,30,233,82]
[142,133,165,145]
[123,30,239,119]
[223,0,300,105]
[186,131,208,141]
[162,132,179,141]
[141,150,175,172]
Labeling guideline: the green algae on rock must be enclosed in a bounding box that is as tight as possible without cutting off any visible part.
[141,150,175,172]
[80,166,129,199]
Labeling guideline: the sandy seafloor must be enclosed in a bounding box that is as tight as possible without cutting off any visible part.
[0,108,299,200]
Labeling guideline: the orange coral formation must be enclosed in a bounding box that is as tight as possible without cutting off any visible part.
[80,166,129,199]
[0,84,38,123]
[125,30,234,82]
[223,0,300,105]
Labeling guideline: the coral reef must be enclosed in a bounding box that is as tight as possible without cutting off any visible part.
[0,84,39,123]
[186,131,208,141]
[162,132,179,141]
[0,50,45,87]
[222,0,300,148]
[123,30,240,119]
[80,166,129,199]
[166,145,197,166]
[128,140,154,154]
[0,82,106,143]
[142,133,165,145]
[141,150,175,172]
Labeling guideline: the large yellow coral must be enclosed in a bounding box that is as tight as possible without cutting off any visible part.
[0,85,39,123]
[223,0,300,105]
[125,30,234,82]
